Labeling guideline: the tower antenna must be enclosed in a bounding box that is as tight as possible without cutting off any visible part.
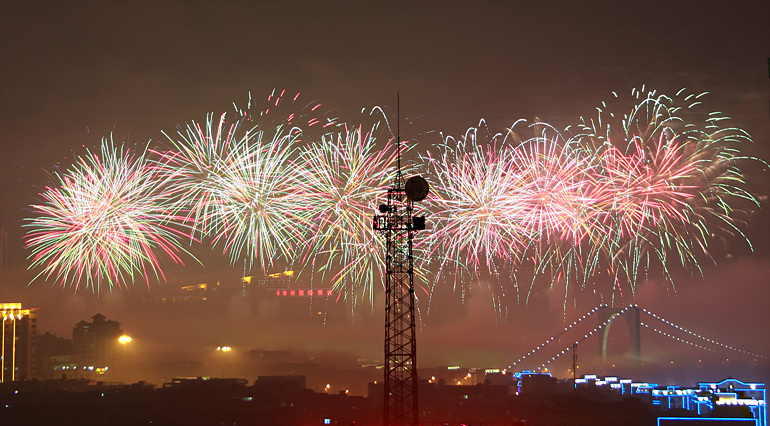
[397,93,401,175]
[373,95,428,426]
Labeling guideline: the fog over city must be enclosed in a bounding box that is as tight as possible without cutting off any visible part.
[1,0,768,393]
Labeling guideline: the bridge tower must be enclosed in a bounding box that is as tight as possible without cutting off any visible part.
[597,305,641,360]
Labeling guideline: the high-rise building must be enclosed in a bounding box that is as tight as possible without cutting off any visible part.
[1,302,38,382]
[72,313,123,377]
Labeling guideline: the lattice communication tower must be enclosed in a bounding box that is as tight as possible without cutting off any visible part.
[373,113,428,426]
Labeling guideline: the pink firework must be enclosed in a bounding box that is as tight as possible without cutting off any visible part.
[25,140,194,293]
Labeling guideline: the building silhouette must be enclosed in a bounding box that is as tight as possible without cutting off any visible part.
[72,313,122,378]
[36,331,74,379]
[1,302,38,382]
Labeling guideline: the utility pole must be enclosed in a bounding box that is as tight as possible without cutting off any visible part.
[572,342,578,396]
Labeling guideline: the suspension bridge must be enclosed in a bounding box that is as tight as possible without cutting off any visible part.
[508,304,767,373]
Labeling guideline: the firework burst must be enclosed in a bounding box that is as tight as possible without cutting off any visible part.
[23,87,765,308]
[422,124,523,275]
[295,118,414,304]
[155,112,304,271]
[423,88,765,309]
[567,87,765,300]
[25,139,193,293]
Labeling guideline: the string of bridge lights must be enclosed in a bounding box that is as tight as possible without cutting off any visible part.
[533,307,636,371]
[640,308,766,359]
[640,322,737,359]
[516,305,765,372]
[508,305,607,368]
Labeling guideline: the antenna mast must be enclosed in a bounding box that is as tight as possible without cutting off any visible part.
[373,95,427,426]
[397,93,401,175]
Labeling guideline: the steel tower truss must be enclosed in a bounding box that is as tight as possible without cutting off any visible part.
[374,173,420,426]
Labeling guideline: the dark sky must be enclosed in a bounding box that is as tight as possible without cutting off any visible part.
[1,0,768,384]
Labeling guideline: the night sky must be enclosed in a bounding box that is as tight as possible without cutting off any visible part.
[1,1,768,385]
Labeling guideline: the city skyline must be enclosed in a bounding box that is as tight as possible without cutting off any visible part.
[1,1,768,388]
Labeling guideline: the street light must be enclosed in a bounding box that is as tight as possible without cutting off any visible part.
[217,346,231,377]
[117,335,132,381]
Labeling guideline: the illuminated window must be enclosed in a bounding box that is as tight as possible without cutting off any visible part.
[299,290,304,296]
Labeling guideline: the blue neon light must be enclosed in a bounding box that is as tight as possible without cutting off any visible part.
[658,418,757,425]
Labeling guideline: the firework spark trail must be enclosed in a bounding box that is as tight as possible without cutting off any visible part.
[234,88,343,139]
[152,89,346,272]
[504,132,599,245]
[296,123,390,303]
[23,88,765,305]
[423,88,764,308]
[155,112,305,271]
[594,138,697,238]
[423,122,597,283]
[25,139,194,293]
[422,124,524,278]
[565,87,765,300]
[294,115,428,304]
[503,129,610,309]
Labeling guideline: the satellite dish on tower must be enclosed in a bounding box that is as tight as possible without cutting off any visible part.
[405,175,429,202]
